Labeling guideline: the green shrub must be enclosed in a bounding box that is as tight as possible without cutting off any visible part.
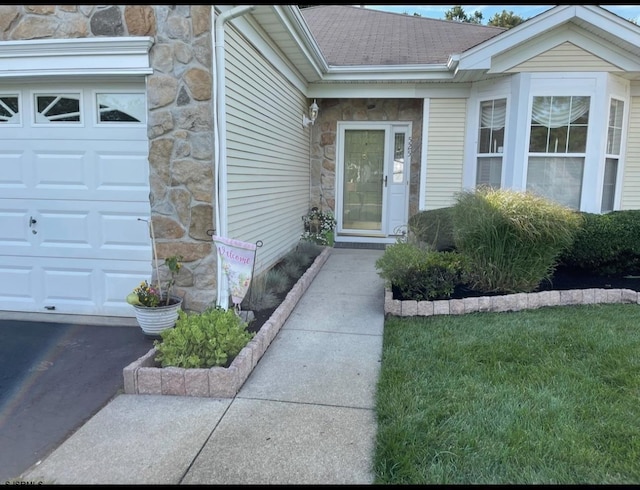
[375,242,470,300]
[452,188,582,293]
[407,207,455,251]
[560,210,640,275]
[154,307,254,368]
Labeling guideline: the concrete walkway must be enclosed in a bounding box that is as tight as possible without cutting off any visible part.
[21,248,386,485]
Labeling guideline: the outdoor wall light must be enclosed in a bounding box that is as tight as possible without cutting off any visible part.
[302,99,319,127]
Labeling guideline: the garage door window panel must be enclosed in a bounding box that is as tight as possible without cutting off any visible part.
[96,93,146,124]
[0,95,20,124]
[35,94,81,123]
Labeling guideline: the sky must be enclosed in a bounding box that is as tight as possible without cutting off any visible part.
[365,5,640,24]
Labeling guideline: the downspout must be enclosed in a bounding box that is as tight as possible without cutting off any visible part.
[212,5,256,309]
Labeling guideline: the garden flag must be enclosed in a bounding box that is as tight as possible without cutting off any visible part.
[212,235,257,309]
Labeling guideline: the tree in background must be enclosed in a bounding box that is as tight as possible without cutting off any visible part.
[444,5,483,24]
[444,5,528,29]
[488,9,526,28]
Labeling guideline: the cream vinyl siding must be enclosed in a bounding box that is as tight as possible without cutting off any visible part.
[224,28,310,274]
[508,42,619,73]
[621,96,640,209]
[424,98,467,210]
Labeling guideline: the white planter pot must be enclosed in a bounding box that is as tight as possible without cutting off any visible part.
[133,296,183,337]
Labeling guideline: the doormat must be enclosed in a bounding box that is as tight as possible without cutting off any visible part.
[333,242,387,250]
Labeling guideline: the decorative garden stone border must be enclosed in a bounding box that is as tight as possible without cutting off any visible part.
[123,246,332,398]
[384,287,640,317]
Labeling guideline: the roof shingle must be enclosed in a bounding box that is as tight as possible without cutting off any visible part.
[300,5,505,66]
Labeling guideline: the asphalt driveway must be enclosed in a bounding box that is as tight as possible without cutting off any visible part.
[0,318,154,482]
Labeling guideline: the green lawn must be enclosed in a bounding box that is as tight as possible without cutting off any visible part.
[374,303,640,484]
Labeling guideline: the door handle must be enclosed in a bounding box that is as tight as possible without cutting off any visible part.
[29,216,38,234]
[384,175,388,187]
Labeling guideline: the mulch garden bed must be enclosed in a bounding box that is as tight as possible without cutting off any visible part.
[394,266,640,301]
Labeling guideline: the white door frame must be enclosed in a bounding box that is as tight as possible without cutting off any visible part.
[335,121,410,244]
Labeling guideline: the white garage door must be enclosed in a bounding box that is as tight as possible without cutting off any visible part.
[0,80,152,317]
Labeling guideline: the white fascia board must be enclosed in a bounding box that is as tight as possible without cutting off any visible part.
[459,5,640,73]
[307,83,471,99]
[0,37,153,78]
[490,25,640,74]
[274,5,329,75]
[322,64,455,82]
[578,4,640,46]
[459,6,577,71]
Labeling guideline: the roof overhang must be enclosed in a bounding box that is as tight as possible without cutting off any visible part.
[242,5,328,83]
[241,5,640,91]
[246,6,461,85]
[457,5,640,80]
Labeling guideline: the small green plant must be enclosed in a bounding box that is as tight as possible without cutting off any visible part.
[301,207,336,246]
[154,307,254,368]
[375,242,470,301]
[126,254,183,307]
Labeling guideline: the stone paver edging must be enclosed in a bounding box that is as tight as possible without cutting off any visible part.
[384,286,640,317]
[123,247,332,398]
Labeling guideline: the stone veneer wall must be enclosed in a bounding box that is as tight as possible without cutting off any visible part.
[310,98,424,218]
[0,5,217,311]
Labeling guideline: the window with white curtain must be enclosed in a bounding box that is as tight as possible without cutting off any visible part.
[601,98,624,212]
[526,95,590,209]
[476,98,506,188]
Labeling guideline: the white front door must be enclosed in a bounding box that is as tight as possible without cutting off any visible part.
[0,80,151,317]
[336,122,410,243]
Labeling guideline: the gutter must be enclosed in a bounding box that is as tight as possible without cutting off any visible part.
[211,5,256,309]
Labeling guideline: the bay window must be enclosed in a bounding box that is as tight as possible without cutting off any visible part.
[526,96,590,209]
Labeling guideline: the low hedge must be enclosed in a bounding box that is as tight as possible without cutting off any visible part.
[375,242,469,301]
[559,210,640,276]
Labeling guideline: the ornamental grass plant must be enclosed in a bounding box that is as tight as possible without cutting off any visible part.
[451,188,582,293]
[374,304,640,484]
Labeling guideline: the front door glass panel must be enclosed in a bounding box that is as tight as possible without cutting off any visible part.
[342,129,384,231]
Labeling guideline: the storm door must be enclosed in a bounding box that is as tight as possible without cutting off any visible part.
[336,123,410,240]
